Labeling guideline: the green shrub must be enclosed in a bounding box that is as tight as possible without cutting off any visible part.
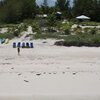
[60,34,100,47]
[0,32,14,39]
[23,19,34,25]
[81,21,100,26]
[90,28,97,35]
[33,33,61,39]
[18,24,28,32]
[31,23,41,34]
[73,27,82,34]
[64,29,70,35]
[92,35,100,43]
[13,29,20,37]
[84,28,91,34]
[59,23,72,35]
[47,14,56,27]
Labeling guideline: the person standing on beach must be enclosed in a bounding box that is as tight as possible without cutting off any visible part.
[17,47,20,55]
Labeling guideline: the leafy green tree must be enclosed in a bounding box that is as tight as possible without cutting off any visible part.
[72,0,100,21]
[43,0,48,7]
[0,0,36,23]
[21,0,36,19]
[55,0,67,11]
[47,14,56,26]
[40,0,50,14]
[55,0,71,19]
[73,0,93,16]
[91,0,100,21]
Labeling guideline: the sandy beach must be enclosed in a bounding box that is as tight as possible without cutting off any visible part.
[0,39,100,100]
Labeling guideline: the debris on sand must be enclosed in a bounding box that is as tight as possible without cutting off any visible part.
[36,73,41,76]
[24,80,29,82]
[43,72,46,74]
[11,67,14,69]
[18,73,22,76]
[62,72,65,74]
[73,72,77,75]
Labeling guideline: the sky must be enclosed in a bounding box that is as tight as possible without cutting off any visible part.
[36,0,73,7]
[0,0,72,7]
[36,0,56,6]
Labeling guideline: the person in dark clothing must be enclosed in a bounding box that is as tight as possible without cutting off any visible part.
[17,47,20,55]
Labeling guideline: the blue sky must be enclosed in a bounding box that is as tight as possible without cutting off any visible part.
[0,0,72,7]
[36,0,73,7]
[36,0,56,6]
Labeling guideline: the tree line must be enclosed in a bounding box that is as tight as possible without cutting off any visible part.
[0,0,100,23]
[0,0,36,23]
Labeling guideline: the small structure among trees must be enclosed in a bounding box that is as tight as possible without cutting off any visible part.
[76,15,90,21]
[55,11,62,20]
[0,0,100,23]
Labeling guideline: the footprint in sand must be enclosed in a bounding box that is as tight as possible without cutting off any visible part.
[62,72,65,74]
[73,72,77,75]
[36,73,41,76]
[11,67,14,69]
[42,41,47,43]
[5,57,14,60]
[53,72,57,74]
[18,73,22,76]
[24,80,29,82]
[30,71,35,73]
[66,67,70,69]
[43,72,46,74]
[2,63,11,65]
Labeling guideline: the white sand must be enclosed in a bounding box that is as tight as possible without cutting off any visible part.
[0,39,100,100]
[0,28,8,34]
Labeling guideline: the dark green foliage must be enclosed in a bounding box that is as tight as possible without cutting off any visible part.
[33,33,61,39]
[55,0,67,11]
[31,23,41,34]
[47,14,56,26]
[0,0,100,23]
[43,0,48,7]
[55,34,100,47]
[55,0,72,18]
[13,29,20,37]
[0,0,36,23]
[73,0,100,22]
[0,32,14,39]
[64,29,70,35]
[90,28,97,35]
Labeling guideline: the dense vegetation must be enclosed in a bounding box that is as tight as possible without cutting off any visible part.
[0,0,100,23]
[55,34,100,47]
[0,0,100,47]
[0,0,36,23]
[72,0,100,21]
